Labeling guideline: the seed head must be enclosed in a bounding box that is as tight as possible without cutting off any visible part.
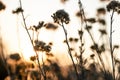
[51,9,70,24]
[106,1,120,13]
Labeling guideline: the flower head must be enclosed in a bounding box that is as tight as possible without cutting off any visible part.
[12,7,24,14]
[51,9,70,24]
[34,40,51,52]
[106,1,120,13]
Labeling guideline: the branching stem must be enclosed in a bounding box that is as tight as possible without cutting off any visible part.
[19,0,46,79]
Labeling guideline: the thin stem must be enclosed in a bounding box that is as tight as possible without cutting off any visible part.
[61,22,79,80]
[19,0,45,79]
[110,9,115,80]
[78,0,106,75]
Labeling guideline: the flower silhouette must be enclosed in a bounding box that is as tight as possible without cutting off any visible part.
[12,7,24,14]
[51,9,70,24]
[107,1,120,13]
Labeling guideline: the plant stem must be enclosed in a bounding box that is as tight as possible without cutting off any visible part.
[110,9,115,80]
[78,0,106,75]
[19,0,46,79]
[61,22,79,80]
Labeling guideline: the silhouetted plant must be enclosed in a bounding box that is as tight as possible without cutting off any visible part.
[52,9,79,80]
[106,1,120,80]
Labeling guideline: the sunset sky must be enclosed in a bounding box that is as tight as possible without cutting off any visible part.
[0,0,120,64]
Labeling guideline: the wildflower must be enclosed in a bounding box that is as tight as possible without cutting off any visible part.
[30,56,37,61]
[9,53,21,61]
[12,7,24,14]
[106,1,120,14]
[97,8,106,15]
[78,30,83,36]
[69,37,73,42]
[48,42,53,46]
[34,40,46,48]
[70,48,74,51]
[0,1,5,11]
[33,21,44,31]
[34,40,51,52]
[99,29,107,35]
[51,9,70,24]
[90,44,98,50]
[74,38,79,42]
[85,25,92,30]
[76,11,82,17]
[98,19,106,25]
[44,22,58,30]
[44,45,51,52]
[114,45,119,49]
[100,44,105,52]
[90,54,95,58]
[84,18,96,23]
[63,40,67,43]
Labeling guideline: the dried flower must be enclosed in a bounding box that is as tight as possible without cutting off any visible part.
[99,29,107,35]
[98,19,106,25]
[97,8,106,15]
[78,30,83,36]
[48,42,53,46]
[90,54,95,58]
[69,37,73,42]
[33,21,44,31]
[74,38,79,42]
[76,11,82,17]
[85,25,92,30]
[34,40,51,52]
[63,40,67,43]
[12,7,24,14]
[44,23,58,30]
[44,45,51,52]
[100,44,105,52]
[9,53,21,61]
[51,9,70,24]
[0,1,6,11]
[30,56,37,61]
[90,44,98,50]
[106,1,120,13]
[85,18,96,23]
[114,45,119,49]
